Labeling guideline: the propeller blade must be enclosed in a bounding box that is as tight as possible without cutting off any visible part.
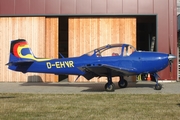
[168,38,172,78]
[169,61,172,72]
[168,54,176,78]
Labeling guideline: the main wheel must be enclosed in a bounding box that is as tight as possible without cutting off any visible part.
[155,84,162,90]
[118,80,128,88]
[105,83,115,92]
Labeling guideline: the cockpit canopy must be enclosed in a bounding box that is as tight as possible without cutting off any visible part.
[86,44,136,57]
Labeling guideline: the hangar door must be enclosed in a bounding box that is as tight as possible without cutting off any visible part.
[69,18,136,82]
[0,17,58,82]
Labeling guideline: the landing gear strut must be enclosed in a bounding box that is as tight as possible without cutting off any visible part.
[152,73,162,90]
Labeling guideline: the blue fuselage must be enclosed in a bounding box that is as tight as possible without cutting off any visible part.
[10,51,169,77]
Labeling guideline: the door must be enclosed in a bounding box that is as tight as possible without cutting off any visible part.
[0,17,59,82]
[69,17,136,82]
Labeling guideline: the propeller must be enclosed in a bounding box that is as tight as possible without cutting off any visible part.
[169,38,172,73]
[168,55,175,72]
[168,38,176,77]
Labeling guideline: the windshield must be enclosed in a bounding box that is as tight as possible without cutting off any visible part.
[123,45,136,56]
[86,44,136,57]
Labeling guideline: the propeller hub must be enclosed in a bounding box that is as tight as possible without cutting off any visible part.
[168,54,176,61]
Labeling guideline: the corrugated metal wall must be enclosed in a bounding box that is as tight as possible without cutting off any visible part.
[69,17,136,82]
[0,17,58,82]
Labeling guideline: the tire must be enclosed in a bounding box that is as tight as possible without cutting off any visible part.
[155,84,162,90]
[118,80,128,88]
[105,83,115,92]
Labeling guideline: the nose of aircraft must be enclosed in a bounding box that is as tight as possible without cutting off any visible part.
[168,54,176,61]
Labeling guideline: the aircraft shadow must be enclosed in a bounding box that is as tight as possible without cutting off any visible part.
[21,82,105,92]
[177,103,180,107]
[20,82,156,92]
[82,83,155,92]
[27,75,43,82]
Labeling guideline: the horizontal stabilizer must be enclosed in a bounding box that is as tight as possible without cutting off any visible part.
[6,60,34,73]
[6,60,34,66]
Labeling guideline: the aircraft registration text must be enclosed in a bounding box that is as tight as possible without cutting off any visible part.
[46,61,74,69]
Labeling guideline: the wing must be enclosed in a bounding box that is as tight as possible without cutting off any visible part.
[78,64,137,80]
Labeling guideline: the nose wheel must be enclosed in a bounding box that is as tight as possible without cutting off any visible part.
[155,84,162,90]
[152,73,162,90]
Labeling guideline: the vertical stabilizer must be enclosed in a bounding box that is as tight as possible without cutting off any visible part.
[9,39,36,62]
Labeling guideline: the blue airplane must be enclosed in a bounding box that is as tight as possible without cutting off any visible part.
[6,39,176,92]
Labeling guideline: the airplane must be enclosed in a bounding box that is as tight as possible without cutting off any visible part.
[6,39,176,92]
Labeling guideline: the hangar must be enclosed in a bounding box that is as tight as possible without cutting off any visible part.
[0,0,178,82]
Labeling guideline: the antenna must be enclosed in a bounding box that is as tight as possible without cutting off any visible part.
[59,53,65,58]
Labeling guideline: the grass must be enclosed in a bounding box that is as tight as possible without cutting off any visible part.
[0,93,180,120]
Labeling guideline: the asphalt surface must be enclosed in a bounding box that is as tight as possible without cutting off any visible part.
[0,81,180,94]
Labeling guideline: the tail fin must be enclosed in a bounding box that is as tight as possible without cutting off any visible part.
[7,39,50,72]
[9,39,36,62]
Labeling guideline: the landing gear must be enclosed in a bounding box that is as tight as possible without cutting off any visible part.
[152,73,162,90]
[104,74,128,92]
[118,76,128,88]
[155,84,162,90]
[104,74,115,92]
[105,83,115,92]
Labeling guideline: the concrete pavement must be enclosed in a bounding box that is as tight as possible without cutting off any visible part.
[0,81,179,94]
